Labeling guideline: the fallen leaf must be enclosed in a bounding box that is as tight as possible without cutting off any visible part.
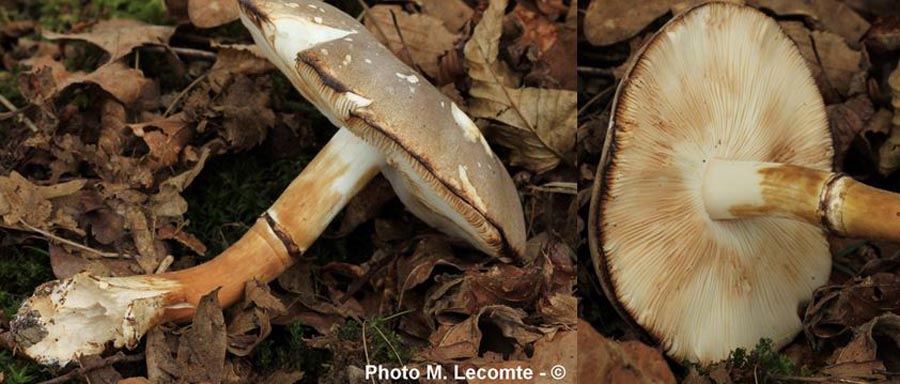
[208,44,273,93]
[21,56,158,107]
[334,176,395,237]
[176,289,227,383]
[750,0,870,48]
[465,0,576,173]
[42,19,175,64]
[128,113,193,170]
[217,76,275,151]
[530,329,576,384]
[145,326,178,383]
[415,0,474,32]
[780,22,864,103]
[805,273,900,341]
[880,63,900,176]
[864,15,900,54]
[188,0,240,28]
[583,0,709,46]
[821,314,900,381]
[0,171,85,230]
[577,318,676,384]
[149,145,210,218]
[828,95,874,168]
[364,5,460,80]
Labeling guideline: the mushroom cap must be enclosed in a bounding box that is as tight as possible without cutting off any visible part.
[589,2,833,363]
[238,0,526,261]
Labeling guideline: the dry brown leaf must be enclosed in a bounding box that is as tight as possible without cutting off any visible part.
[188,0,240,28]
[805,273,900,340]
[465,0,576,173]
[21,56,158,106]
[145,327,178,383]
[780,22,864,103]
[128,113,193,170]
[827,94,874,168]
[530,329,576,384]
[218,76,275,151]
[583,0,721,46]
[750,0,869,48]
[176,289,227,383]
[364,5,460,80]
[577,318,676,384]
[149,145,210,218]
[820,314,900,381]
[881,63,900,176]
[124,205,166,274]
[415,0,474,32]
[334,176,395,237]
[42,19,175,64]
[208,44,274,92]
[0,171,85,230]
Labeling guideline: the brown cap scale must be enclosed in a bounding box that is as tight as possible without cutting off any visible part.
[589,2,900,364]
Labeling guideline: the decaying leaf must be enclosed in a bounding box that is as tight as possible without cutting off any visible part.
[208,44,274,92]
[828,95,874,168]
[805,272,900,341]
[880,63,900,176]
[820,314,900,382]
[415,0,474,32]
[583,0,707,46]
[577,318,676,384]
[176,289,227,383]
[21,56,158,107]
[465,0,576,173]
[364,5,460,80]
[188,0,241,28]
[780,22,864,103]
[750,0,870,47]
[42,19,175,64]
[0,171,85,230]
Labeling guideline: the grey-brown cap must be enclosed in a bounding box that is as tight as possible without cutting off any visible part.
[589,2,832,363]
[238,0,527,261]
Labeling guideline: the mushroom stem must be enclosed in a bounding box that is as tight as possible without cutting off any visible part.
[11,128,384,366]
[703,159,900,240]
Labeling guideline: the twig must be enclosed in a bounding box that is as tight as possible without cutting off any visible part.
[139,46,218,61]
[0,94,39,133]
[164,73,208,117]
[388,9,426,75]
[361,320,375,384]
[527,181,577,195]
[37,352,145,384]
[18,221,133,259]
[577,84,615,116]
[371,322,404,365]
[577,66,614,77]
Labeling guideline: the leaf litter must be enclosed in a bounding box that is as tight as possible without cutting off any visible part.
[580,0,900,382]
[0,0,577,382]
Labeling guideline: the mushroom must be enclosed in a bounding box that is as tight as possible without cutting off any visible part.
[12,0,526,366]
[589,2,891,364]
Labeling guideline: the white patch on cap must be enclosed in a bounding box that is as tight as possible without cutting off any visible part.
[343,37,353,42]
[395,72,419,84]
[320,48,329,55]
[313,16,323,24]
[450,103,493,154]
[286,3,299,8]
[441,101,446,108]
[458,165,486,212]
[307,4,317,8]
[365,58,372,64]
[409,87,416,94]
[342,54,352,66]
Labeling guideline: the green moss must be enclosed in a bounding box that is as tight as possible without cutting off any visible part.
[253,322,331,380]
[709,338,805,383]
[0,240,54,383]
[183,151,313,258]
[37,0,167,30]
